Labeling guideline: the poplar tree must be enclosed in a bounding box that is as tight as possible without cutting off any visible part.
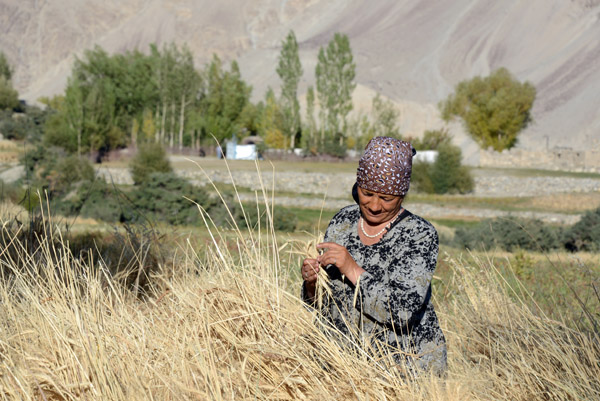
[371,93,400,139]
[0,51,12,81]
[276,30,303,149]
[315,33,356,141]
[0,51,18,110]
[304,86,317,152]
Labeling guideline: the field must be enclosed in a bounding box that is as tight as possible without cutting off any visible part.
[0,156,599,399]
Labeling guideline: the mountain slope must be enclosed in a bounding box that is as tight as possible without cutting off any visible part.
[1,0,599,151]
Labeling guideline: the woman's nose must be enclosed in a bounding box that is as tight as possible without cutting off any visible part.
[368,199,382,212]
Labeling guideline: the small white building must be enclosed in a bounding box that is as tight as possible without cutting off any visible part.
[414,150,438,163]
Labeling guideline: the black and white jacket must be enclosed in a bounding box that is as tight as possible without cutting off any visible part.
[303,204,447,375]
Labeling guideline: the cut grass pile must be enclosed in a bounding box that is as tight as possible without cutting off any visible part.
[0,211,598,400]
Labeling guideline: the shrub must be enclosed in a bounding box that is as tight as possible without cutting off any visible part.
[410,143,474,195]
[235,204,297,232]
[563,206,600,252]
[429,143,474,194]
[0,179,26,205]
[319,134,347,158]
[411,128,451,151]
[410,160,434,194]
[454,217,561,252]
[50,155,95,194]
[129,172,216,226]
[54,180,125,222]
[130,143,172,185]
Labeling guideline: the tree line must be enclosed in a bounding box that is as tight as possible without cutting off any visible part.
[1,32,536,160]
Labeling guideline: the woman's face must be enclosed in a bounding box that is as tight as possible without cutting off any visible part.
[357,186,404,225]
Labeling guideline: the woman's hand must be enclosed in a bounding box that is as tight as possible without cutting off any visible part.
[301,258,320,300]
[316,242,365,285]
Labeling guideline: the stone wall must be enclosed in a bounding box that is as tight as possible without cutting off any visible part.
[479,148,600,172]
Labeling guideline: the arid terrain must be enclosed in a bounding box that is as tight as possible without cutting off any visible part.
[2,0,600,159]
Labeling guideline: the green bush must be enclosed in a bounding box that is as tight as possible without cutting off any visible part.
[429,143,474,194]
[410,143,474,195]
[0,179,25,205]
[54,180,125,222]
[411,128,451,151]
[454,217,561,252]
[51,155,95,194]
[130,143,172,185]
[235,204,297,232]
[410,160,434,194]
[563,207,600,252]
[129,172,216,226]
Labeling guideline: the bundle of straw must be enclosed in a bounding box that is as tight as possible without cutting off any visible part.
[287,232,332,311]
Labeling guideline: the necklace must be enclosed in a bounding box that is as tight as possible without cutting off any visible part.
[360,212,401,238]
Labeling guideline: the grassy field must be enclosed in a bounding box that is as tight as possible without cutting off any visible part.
[0,209,598,400]
[1,155,599,398]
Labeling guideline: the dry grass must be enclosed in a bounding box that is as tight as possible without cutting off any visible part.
[0,140,21,163]
[0,161,599,400]
[0,209,598,400]
[526,192,600,213]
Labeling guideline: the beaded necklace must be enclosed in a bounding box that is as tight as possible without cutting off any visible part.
[360,211,401,238]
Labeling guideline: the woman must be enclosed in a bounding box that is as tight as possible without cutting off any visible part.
[301,136,447,375]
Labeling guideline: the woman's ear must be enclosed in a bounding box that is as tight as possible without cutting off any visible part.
[352,182,359,204]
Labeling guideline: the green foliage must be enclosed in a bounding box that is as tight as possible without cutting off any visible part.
[410,142,472,194]
[410,161,434,194]
[0,77,19,110]
[563,207,600,252]
[129,172,214,226]
[44,43,206,155]
[0,52,17,111]
[276,30,303,149]
[130,143,173,185]
[429,143,474,194]
[0,51,13,81]
[411,128,451,150]
[54,180,124,222]
[198,55,252,143]
[404,142,473,195]
[302,86,318,153]
[441,67,536,151]
[454,217,561,252]
[370,94,400,139]
[235,204,297,232]
[50,155,95,195]
[0,179,26,206]
[319,133,348,158]
[315,33,356,136]
[259,88,285,148]
[20,145,94,196]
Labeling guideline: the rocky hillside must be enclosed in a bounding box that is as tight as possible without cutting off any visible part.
[1,0,600,153]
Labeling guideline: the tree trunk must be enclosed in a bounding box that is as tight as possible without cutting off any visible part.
[178,93,186,153]
[155,104,160,143]
[131,119,137,148]
[169,102,175,149]
[160,102,167,144]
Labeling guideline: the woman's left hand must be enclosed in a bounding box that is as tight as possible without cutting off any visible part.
[316,242,365,285]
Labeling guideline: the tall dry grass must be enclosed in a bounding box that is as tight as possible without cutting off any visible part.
[0,194,599,399]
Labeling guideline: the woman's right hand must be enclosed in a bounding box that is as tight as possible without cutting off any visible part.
[301,258,319,300]
[301,258,320,284]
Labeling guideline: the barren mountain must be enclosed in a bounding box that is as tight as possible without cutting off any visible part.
[2,0,600,154]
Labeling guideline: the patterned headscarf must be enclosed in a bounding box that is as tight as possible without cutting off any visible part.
[356,136,415,196]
